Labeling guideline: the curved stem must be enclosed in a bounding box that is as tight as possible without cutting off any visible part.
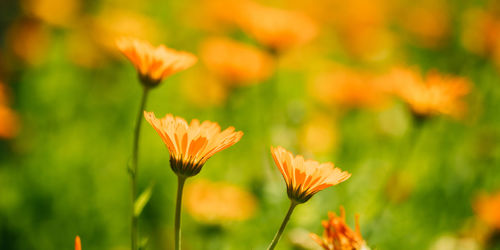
[174,175,187,250]
[130,86,150,250]
[267,201,298,250]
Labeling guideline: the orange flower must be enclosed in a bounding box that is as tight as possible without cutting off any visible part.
[271,146,350,203]
[311,68,390,110]
[144,112,243,177]
[238,3,318,53]
[200,37,274,85]
[117,38,197,87]
[310,207,367,250]
[75,236,81,250]
[387,68,471,119]
[184,179,257,223]
[474,192,500,229]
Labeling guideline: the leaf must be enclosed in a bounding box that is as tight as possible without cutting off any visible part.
[134,182,154,217]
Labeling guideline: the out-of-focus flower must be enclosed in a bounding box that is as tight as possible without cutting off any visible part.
[310,207,368,250]
[461,5,500,69]
[92,10,161,53]
[299,113,338,155]
[75,236,81,250]
[0,106,19,139]
[6,18,50,65]
[22,0,80,27]
[474,192,500,229]
[184,179,257,223]
[200,37,274,85]
[190,0,252,31]
[238,3,318,53]
[144,112,243,177]
[117,38,197,87]
[271,146,350,203]
[181,71,228,107]
[385,68,471,119]
[311,68,390,110]
[0,83,19,139]
[397,0,450,48]
[318,0,394,60]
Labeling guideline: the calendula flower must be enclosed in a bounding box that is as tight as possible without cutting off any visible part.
[184,179,257,224]
[200,37,274,85]
[311,68,390,110]
[397,0,450,48]
[310,207,368,250]
[144,112,243,177]
[474,192,500,229]
[271,146,350,203]
[117,38,197,87]
[238,3,318,53]
[75,236,81,250]
[387,68,471,119]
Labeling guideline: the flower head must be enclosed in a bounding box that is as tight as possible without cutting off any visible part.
[184,179,257,224]
[144,112,243,177]
[200,37,274,85]
[310,207,367,250]
[474,192,500,229]
[117,37,197,87]
[271,146,350,203]
[387,68,470,119]
[75,236,81,250]
[238,3,318,53]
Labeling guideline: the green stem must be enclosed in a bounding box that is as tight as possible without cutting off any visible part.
[130,86,150,250]
[267,201,298,250]
[175,175,187,250]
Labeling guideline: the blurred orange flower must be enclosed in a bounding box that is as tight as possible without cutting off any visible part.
[271,146,350,203]
[0,83,19,139]
[319,0,393,60]
[23,0,80,27]
[310,207,367,250]
[474,192,500,229]
[311,68,390,110]
[386,68,471,119]
[238,3,318,53]
[200,37,274,85]
[184,179,257,223]
[462,5,500,69]
[144,112,243,177]
[398,0,450,48]
[93,9,161,53]
[75,236,81,250]
[6,18,50,65]
[117,38,197,86]
[0,106,19,139]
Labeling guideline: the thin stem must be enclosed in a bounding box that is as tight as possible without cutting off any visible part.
[267,201,298,250]
[174,175,187,250]
[130,86,150,250]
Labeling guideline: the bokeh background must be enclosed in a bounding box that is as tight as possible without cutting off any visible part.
[1,0,500,249]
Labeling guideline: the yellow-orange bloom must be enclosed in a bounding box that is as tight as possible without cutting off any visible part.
[386,68,471,119]
[474,192,500,229]
[311,69,390,110]
[200,37,274,85]
[271,146,350,203]
[184,179,257,224]
[310,207,367,250]
[144,112,243,177]
[238,3,318,53]
[75,236,81,250]
[117,38,197,86]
